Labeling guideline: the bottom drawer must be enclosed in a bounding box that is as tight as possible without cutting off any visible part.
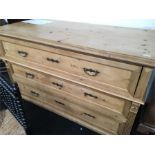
[18,83,122,134]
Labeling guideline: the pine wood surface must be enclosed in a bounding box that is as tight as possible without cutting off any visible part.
[2,41,142,101]
[0,20,155,67]
[0,20,154,134]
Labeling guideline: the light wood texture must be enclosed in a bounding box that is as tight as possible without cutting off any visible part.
[0,110,26,135]
[1,56,144,105]
[0,20,153,134]
[4,61,14,83]
[0,40,4,56]
[134,67,153,101]
[19,83,121,134]
[122,102,140,134]
[12,64,131,119]
[2,41,142,101]
[13,75,128,123]
[0,36,149,71]
[137,123,155,134]
[0,20,155,67]
[23,95,111,135]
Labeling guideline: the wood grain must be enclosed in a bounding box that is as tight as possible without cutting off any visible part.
[1,55,144,105]
[19,83,120,134]
[14,75,128,123]
[3,41,141,99]
[0,20,155,67]
[0,110,5,127]
[0,20,153,134]
[0,41,4,56]
[12,64,130,117]
[23,95,112,135]
[134,67,153,101]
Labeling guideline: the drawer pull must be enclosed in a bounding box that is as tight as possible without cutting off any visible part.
[30,91,39,97]
[83,68,100,76]
[55,100,65,106]
[82,113,96,119]
[17,51,28,57]
[52,82,63,89]
[84,92,98,99]
[47,58,60,63]
[25,72,35,79]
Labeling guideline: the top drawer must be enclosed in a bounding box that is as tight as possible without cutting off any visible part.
[2,41,142,98]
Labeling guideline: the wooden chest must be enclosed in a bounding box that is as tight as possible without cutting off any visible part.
[0,20,154,134]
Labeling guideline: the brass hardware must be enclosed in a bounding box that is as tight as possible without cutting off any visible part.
[82,113,96,119]
[55,100,65,106]
[47,58,59,63]
[25,72,35,79]
[83,68,100,76]
[30,91,39,97]
[17,51,28,57]
[84,92,98,99]
[52,82,63,89]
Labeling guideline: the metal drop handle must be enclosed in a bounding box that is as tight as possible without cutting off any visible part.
[84,92,98,99]
[18,51,28,57]
[25,72,35,79]
[83,68,100,76]
[55,100,65,106]
[82,113,96,119]
[52,82,63,89]
[30,91,39,97]
[47,58,59,63]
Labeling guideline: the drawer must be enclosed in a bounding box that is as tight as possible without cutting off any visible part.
[12,64,130,122]
[3,42,142,99]
[3,42,43,64]
[18,83,120,134]
[18,84,46,101]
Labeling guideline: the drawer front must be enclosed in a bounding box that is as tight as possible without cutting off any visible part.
[19,84,46,101]
[3,42,141,98]
[18,83,120,134]
[12,64,130,122]
[3,42,42,64]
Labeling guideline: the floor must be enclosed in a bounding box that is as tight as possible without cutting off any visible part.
[0,110,25,135]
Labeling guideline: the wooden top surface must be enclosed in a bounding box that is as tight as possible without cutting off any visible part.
[0,20,155,67]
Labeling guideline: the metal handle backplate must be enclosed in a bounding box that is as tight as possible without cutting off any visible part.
[83,68,100,76]
[30,91,39,97]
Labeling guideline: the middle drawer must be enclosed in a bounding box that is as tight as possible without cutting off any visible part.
[18,83,120,134]
[12,64,131,122]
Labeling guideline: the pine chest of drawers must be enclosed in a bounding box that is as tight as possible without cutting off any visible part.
[0,20,154,134]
